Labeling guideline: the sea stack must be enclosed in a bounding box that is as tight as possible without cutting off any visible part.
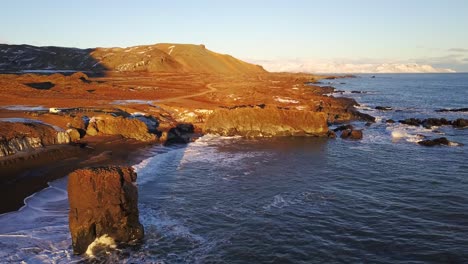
[68,166,144,255]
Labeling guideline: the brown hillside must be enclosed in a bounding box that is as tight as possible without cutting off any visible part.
[91,45,183,72]
[154,43,266,75]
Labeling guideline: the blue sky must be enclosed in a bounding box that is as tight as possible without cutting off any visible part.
[1,0,468,71]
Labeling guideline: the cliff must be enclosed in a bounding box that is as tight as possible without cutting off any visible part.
[68,166,144,255]
[0,121,70,157]
[204,107,328,137]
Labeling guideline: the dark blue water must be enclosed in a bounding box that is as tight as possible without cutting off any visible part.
[0,74,467,263]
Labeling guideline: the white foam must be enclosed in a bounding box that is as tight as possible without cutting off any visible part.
[389,125,431,144]
[177,135,264,169]
[134,147,185,185]
[85,235,117,258]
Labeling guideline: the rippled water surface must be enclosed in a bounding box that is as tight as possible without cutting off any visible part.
[0,74,467,263]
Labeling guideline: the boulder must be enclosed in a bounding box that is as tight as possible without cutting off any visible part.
[385,119,396,124]
[400,118,422,126]
[333,124,354,132]
[341,129,363,140]
[452,118,468,128]
[56,131,71,144]
[418,137,450,147]
[68,166,144,255]
[327,131,337,139]
[204,107,328,137]
[166,123,195,144]
[375,106,392,111]
[67,128,82,142]
[422,118,451,128]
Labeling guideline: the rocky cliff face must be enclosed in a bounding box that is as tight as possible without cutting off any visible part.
[0,121,70,157]
[68,166,144,255]
[86,116,157,142]
[204,107,328,137]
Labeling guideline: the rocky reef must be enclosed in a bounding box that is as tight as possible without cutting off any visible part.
[68,166,144,255]
[204,107,328,137]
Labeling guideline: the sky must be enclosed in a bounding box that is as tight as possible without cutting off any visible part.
[1,0,468,72]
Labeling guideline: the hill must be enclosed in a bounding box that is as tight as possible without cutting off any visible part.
[155,43,265,74]
[0,43,265,75]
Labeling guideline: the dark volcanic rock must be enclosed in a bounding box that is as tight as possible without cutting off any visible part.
[418,137,450,147]
[400,118,422,126]
[351,90,367,94]
[385,119,396,124]
[435,108,468,112]
[333,124,354,132]
[422,118,451,129]
[452,118,468,128]
[375,106,392,111]
[327,131,337,139]
[352,111,376,123]
[166,123,195,144]
[68,166,144,255]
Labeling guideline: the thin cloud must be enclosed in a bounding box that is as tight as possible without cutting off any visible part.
[448,48,468,52]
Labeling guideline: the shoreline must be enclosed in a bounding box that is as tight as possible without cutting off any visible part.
[0,135,155,214]
[0,71,365,214]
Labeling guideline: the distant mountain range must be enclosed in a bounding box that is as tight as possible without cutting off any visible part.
[248,59,456,73]
[0,43,265,75]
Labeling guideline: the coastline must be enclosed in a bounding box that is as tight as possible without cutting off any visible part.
[0,136,154,213]
[0,71,362,214]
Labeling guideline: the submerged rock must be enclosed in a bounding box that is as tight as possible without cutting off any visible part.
[418,137,451,147]
[333,124,353,132]
[422,118,451,129]
[400,118,422,127]
[340,129,363,140]
[452,118,468,128]
[68,166,144,255]
[435,108,468,112]
[375,106,392,111]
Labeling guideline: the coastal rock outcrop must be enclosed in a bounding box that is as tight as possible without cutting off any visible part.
[452,118,468,128]
[204,107,328,137]
[418,137,451,147]
[0,121,70,156]
[68,166,144,255]
[86,116,157,142]
[165,123,195,144]
[340,129,363,140]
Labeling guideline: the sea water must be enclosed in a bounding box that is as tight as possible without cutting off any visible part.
[0,73,467,263]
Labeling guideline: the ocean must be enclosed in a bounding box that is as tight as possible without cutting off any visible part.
[0,73,467,263]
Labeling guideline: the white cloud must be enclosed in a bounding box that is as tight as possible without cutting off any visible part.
[248,59,455,73]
